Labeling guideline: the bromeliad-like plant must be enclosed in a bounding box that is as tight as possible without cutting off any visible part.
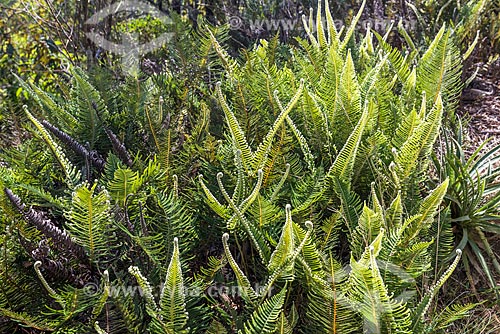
[432,122,500,298]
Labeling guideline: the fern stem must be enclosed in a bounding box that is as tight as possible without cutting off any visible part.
[217,172,270,261]
[270,163,290,202]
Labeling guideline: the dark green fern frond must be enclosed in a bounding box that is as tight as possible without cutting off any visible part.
[411,249,463,332]
[69,67,108,148]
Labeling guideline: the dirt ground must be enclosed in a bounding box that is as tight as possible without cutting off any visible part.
[460,58,500,151]
[449,58,500,332]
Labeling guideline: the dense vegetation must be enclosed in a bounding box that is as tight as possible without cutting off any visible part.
[1,0,499,333]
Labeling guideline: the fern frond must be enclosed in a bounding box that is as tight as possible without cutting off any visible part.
[198,174,229,218]
[261,221,313,299]
[425,302,479,332]
[417,25,463,109]
[305,273,359,334]
[268,204,295,276]
[345,244,412,334]
[91,270,110,321]
[339,0,366,52]
[0,308,55,331]
[221,233,259,304]
[334,177,362,237]
[216,82,253,173]
[351,205,383,258]
[207,28,237,76]
[70,67,108,148]
[206,320,228,334]
[391,109,421,150]
[128,266,159,314]
[411,249,463,331]
[405,178,449,240]
[217,172,270,260]
[107,167,140,206]
[65,182,116,263]
[315,0,327,48]
[253,80,304,173]
[241,287,287,334]
[374,32,412,85]
[327,106,368,184]
[335,50,362,132]
[293,221,324,277]
[14,73,78,130]
[285,116,315,172]
[24,106,80,188]
[158,237,189,333]
[324,0,338,47]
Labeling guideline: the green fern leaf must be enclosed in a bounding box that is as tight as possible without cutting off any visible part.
[65,183,115,263]
[268,204,295,276]
[327,106,368,184]
[158,237,189,334]
[351,205,383,258]
[241,287,287,334]
[405,178,449,240]
[24,107,80,188]
[107,167,140,206]
[222,233,259,304]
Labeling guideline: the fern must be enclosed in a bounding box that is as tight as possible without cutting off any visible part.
[65,183,116,263]
[24,107,81,188]
[107,167,140,206]
[158,237,189,333]
[411,249,463,331]
[241,287,287,334]
[222,233,259,304]
[327,106,369,185]
[267,204,295,277]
